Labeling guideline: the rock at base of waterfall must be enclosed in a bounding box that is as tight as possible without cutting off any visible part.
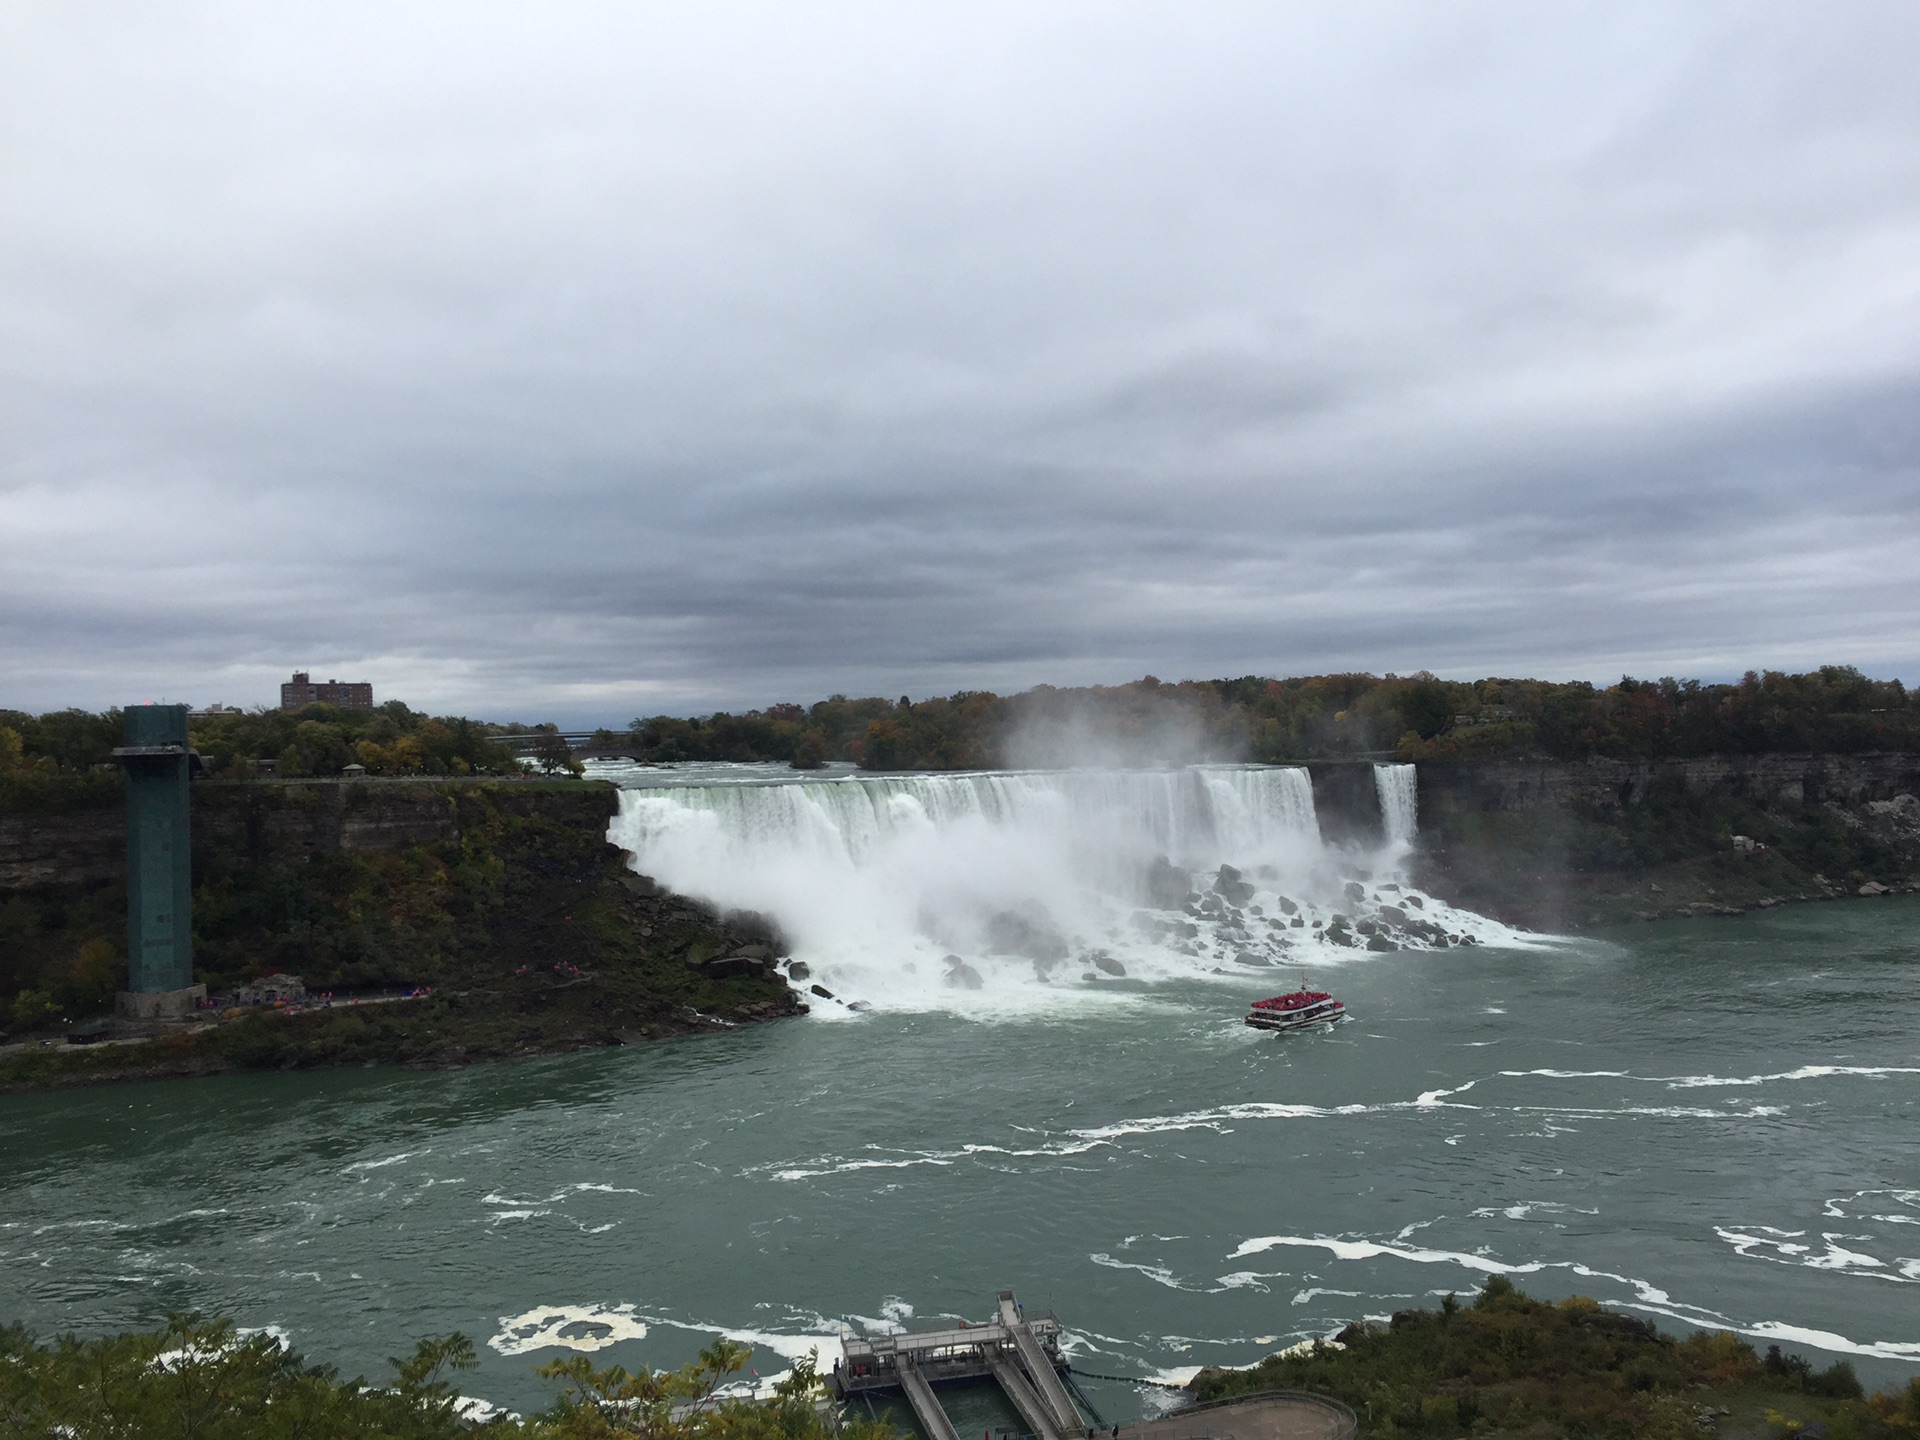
[785,960,811,981]
[1214,864,1256,907]
[1143,855,1195,908]
[944,955,985,990]
[1088,952,1127,977]
[985,909,1070,962]
[1234,950,1272,967]
[722,908,790,956]
[1273,895,1299,915]
[809,983,834,999]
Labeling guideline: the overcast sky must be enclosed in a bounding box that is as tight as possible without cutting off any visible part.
[4,3,1917,725]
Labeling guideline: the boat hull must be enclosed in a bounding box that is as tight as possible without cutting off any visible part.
[1245,1005,1346,1031]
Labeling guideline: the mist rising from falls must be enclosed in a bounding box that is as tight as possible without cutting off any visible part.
[603,763,1525,1016]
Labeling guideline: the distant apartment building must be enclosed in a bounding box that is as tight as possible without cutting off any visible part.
[280,671,373,711]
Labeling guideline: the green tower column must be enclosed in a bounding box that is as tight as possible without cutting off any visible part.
[113,704,203,1017]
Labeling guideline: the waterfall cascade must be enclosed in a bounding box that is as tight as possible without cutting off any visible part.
[1373,763,1419,847]
[602,762,1519,1015]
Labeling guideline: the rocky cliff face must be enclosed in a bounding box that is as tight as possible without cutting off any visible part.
[0,807,123,890]
[1411,752,1920,930]
[0,781,479,894]
[1417,751,1920,819]
[0,779,807,1087]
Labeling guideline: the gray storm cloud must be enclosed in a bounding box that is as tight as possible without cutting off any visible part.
[3,3,1917,722]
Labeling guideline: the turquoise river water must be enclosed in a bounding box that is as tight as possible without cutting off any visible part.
[1,767,1916,1418]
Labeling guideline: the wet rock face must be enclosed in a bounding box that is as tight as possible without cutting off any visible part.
[722,908,790,956]
[944,955,984,989]
[1214,864,1256,907]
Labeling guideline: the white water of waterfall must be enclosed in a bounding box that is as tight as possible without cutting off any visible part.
[601,762,1529,1016]
[1373,762,1419,848]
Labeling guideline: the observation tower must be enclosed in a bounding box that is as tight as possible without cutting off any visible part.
[112,704,205,1018]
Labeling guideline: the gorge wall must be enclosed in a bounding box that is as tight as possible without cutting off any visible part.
[1409,752,1920,930]
[1416,751,1920,820]
[1,780,476,892]
[0,779,804,1085]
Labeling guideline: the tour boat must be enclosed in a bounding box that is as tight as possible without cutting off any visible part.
[1245,978,1347,1031]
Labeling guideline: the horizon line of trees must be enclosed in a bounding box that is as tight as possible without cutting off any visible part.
[614,665,1919,771]
[6,666,1915,785]
[0,701,582,785]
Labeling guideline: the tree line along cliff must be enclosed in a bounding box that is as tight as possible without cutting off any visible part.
[611,666,1917,771]
[7,667,1914,783]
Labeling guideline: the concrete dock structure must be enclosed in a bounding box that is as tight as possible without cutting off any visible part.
[833,1290,1354,1440]
[835,1290,1084,1440]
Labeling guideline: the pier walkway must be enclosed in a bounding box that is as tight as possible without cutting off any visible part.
[999,1293,1083,1437]
[988,1355,1065,1440]
[895,1360,962,1440]
[831,1292,1353,1440]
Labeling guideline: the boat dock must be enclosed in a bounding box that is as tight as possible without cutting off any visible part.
[833,1290,1089,1440]
[832,1290,1355,1440]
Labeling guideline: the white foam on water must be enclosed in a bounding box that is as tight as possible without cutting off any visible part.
[1292,1288,1364,1305]
[1503,1066,1920,1089]
[607,764,1534,1014]
[1143,1364,1206,1387]
[490,1304,650,1355]
[753,1074,1800,1184]
[1716,1226,1918,1283]
[489,1301,871,1393]
[1825,1189,1920,1223]
[454,1395,516,1423]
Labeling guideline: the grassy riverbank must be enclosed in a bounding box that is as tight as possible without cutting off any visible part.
[1193,1278,1920,1439]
